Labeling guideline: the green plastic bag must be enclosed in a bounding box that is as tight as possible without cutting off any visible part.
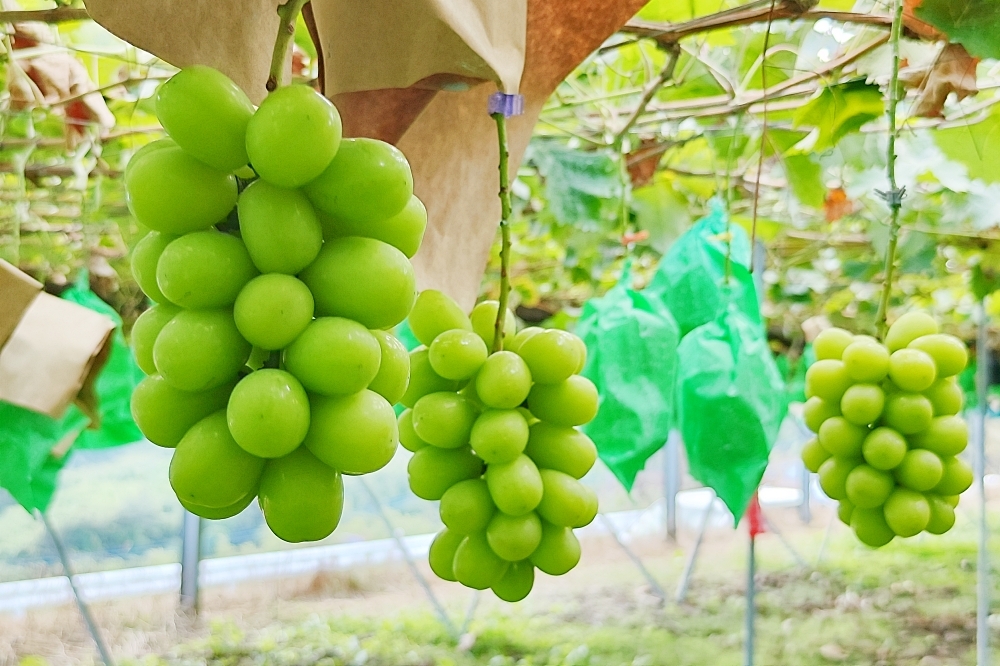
[676,306,787,522]
[645,201,760,337]
[577,260,680,491]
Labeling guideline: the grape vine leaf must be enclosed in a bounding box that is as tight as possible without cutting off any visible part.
[767,129,825,208]
[914,0,1000,60]
[899,43,979,118]
[528,142,623,226]
[630,179,691,253]
[933,107,1000,183]
[793,80,884,152]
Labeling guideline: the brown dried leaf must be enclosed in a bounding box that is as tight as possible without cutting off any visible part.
[824,187,853,222]
[903,0,946,41]
[900,43,979,118]
[626,138,662,188]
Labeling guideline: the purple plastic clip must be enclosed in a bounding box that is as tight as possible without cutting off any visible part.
[488,92,524,117]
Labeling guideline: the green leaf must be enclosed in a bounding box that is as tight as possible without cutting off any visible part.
[630,178,691,253]
[816,0,857,8]
[971,264,1000,301]
[294,13,318,59]
[916,0,1000,60]
[766,129,825,208]
[934,107,1000,183]
[793,80,884,152]
[528,142,623,227]
[638,0,738,23]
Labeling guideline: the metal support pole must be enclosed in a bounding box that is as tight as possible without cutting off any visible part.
[179,510,201,612]
[598,512,667,600]
[459,590,480,636]
[976,298,990,666]
[815,510,837,567]
[799,463,812,524]
[676,491,715,603]
[664,431,681,541]
[761,514,807,568]
[745,532,756,666]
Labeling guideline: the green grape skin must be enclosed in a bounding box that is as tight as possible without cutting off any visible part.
[813,327,854,360]
[124,138,175,181]
[861,427,907,470]
[476,351,533,410]
[492,561,534,602]
[412,392,478,449]
[469,409,529,464]
[125,144,238,234]
[487,512,543,561]
[153,309,251,391]
[817,456,857,501]
[802,396,840,434]
[837,499,854,526]
[933,456,973,495]
[885,312,939,353]
[840,384,885,426]
[131,231,175,304]
[156,230,258,309]
[321,194,427,259]
[924,378,964,416]
[470,300,517,349]
[530,521,581,576]
[233,274,314,351]
[485,454,544,516]
[227,369,310,458]
[458,379,487,412]
[397,409,429,452]
[368,330,410,405]
[453,533,509,590]
[888,348,937,392]
[894,449,943,492]
[130,374,234,448]
[851,507,895,548]
[428,330,489,381]
[924,494,956,535]
[536,469,598,527]
[844,464,894,509]
[169,410,265,508]
[258,446,344,543]
[883,488,931,537]
[408,289,473,347]
[304,137,412,223]
[842,340,890,383]
[246,84,343,188]
[569,334,588,374]
[527,376,599,427]
[401,349,460,408]
[800,437,831,474]
[883,392,934,434]
[804,359,852,403]
[440,479,495,534]
[299,236,416,330]
[407,445,483,500]
[908,334,968,378]
[909,416,968,457]
[180,492,255,520]
[303,390,397,475]
[516,329,582,385]
[155,65,254,172]
[131,304,180,375]
[574,487,599,528]
[428,529,465,581]
[237,180,323,274]
[507,327,542,354]
[817,417,866,458]
[283,318,381,396]
[944,494,960,508]
[523,422,597,479]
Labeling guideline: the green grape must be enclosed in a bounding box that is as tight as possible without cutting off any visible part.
[530,522,580,576]
[813,327,854,360]
[233,274,314,351]
[130,374,234,448]
[283,318,381,395]
[492,561,534,602]
[246,84,342,188]
[842,340,890,383]
[407,445,483,500]
[487,512,543,561]
[888,348,937,392]
[179,492,255,520]
[837,499,854,526]
[304,137,412,223]
[154,65,254,172]
[933,457,973,495]
[368,330,410,404]
[125,144,238,234]
[397,409,429,452]
[131,304,180,375]
[854,335,880,344]
[322,194,427,258]
[428,529,465,581]
[408,290,473,347]
[817,457,857,501]
[131,231,175,304]
[156,230,258,309]
[153,309,251,391]
[883,392,933,434]
[469,409,529,464]
[569,334,588,374]
[428,330,488,380]
[226,369,310,458]
[412,392,478,449]
[885,312,939,353]
[485,454,543,516]
[401,349,460,408]
[258,446,344,543]
[527,376,599,427]
[470,300,517,349]
[440,479,495,534]
[817,416,866,458]
[844,464,894,508]
[924,494,956,535]
[944,494,960,508]
[910,416,968,457]
[804,359,852,403]
[908,334,968,378]
[304,390,397,475]
[516,329,582,385]
[802,396,840,434]
[883,488,930,537]
[124,138,175,181]
[476,351,532,409]
[851,507,894,547]
[840,384,885,426]
[453,533,510,590]
[523,422,597,479]
[861,427,907,470]
[299,237,416,330]
[237,180,323,274]
[169,410,265,508]
[507,327,542,354]
[536,469,597,527]
[924,378,964,416]
[800,437,831,474]
[574,487,599,529]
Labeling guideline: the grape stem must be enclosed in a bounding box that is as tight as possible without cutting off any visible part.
[491,111,513,354]
[266,0,310,93]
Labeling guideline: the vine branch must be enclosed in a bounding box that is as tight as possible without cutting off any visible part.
[491,112,512,354]
[613,43,680,148]
[0,7,89,23]
[266,0,310,92]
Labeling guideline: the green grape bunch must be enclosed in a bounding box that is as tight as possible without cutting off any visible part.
[801,313,972,547]
[401,289,600,602]
[127,66,426,544]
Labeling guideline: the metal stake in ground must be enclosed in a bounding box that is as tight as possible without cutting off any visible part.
[598,512,666,601]
[179,509,202,612]
[676,489,716,603]
[664,431,681,541]
[975,298,990,666]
